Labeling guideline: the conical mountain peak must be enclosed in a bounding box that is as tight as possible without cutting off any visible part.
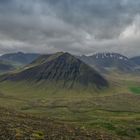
[2,52,108,89]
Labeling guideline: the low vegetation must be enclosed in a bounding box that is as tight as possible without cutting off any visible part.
[0,54,139,139]
[130,87,140,94]
[0,107,117,140]
[0,74,140,139]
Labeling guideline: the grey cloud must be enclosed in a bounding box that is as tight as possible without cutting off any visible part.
[0,0,140,56]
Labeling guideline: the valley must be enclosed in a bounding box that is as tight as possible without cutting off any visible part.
[1,1,140,139]
[0,52,139,139]
[0,72,139,139]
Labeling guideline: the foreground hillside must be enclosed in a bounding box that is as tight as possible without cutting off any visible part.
[0,107,116,140]
[0,78,139,139]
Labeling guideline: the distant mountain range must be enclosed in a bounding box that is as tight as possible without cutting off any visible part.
[0,52,140,74]
[79,53,140,73]
[0,52,40,66]
[130,56,140,66]
[1,52,108,89]
[0,60,15,73]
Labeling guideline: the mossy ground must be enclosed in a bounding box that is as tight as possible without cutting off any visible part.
[0,73,139,139]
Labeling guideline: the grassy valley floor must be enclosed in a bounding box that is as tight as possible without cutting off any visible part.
[0,73,139,139]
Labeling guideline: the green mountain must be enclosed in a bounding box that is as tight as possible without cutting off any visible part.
[2,52,108,89]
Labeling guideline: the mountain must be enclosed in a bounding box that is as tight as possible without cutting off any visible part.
[79,53,136,73]
[0,52,40,66]
[2,52,108,89]
[130,56,140,65]
[0,60,15,73]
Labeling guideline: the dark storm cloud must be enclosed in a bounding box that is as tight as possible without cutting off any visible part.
[0,0,140,56]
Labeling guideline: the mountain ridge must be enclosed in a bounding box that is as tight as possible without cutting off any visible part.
[1,52,108,89]
[0,52,40,66]
[79,52,137,73]
[0,60,15,73]
[130,56,140,66]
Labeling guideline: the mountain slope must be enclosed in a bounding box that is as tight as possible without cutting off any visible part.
[130,56,140,65]
[0,60,15,73]
[79,53,136,73]
[0,52,40,66]
[2,52,108,89]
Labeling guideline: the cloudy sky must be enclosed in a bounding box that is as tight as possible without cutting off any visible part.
[0,0,140,56]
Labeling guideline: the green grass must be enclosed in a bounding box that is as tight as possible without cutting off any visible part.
[130,87,140,94]
[0,74,140,139]
[1,107,115,140]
